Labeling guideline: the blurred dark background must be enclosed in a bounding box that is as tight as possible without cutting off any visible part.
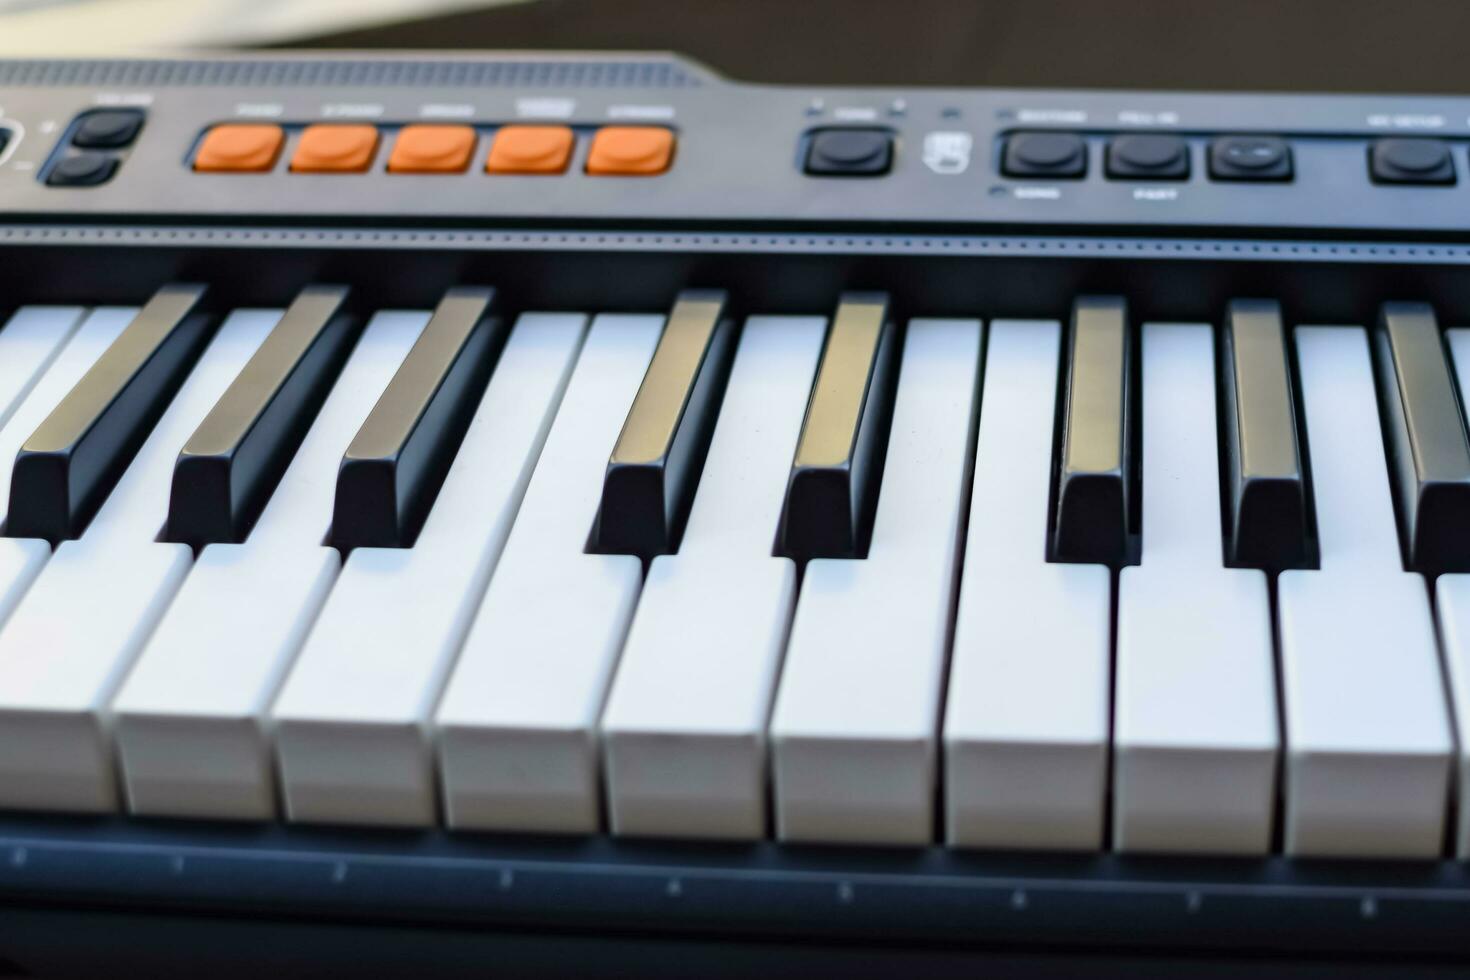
[281,0,1470,93]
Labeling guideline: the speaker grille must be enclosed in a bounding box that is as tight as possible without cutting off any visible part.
[0,58,701,88]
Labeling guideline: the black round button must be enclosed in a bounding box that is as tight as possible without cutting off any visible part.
[72,110,144,149]
[1218,138,1287,171]
[1012,132,1084,168]
[1111,134,1185,170]
[1380,138,1450,174]
[46,152,118,187]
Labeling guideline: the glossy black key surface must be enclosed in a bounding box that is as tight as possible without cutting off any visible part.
[594,289,735,557]
[779,292,897,560]
[1374,302,1470,572]
[166,286,359,549]
[1051,295,1137,565]
[331,287,503,551]
[1221,300,1311,569]
[8,283,214,542]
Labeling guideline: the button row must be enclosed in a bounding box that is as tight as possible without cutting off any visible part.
[799,129,1296,183]
[1005,132,1470,186]
[1004,132,1293,182]
[192,123,676,176]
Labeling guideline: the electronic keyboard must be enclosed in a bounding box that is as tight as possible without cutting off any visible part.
[3,50,1470,976]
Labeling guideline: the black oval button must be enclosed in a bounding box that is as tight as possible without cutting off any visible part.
[72,110,145,149]
[1381,139,1450,174]
[1370,138,1455,185]
[1112,134,1185,169]
[817,132,883,164]
[1220,138,1286,170]
[1014,133,1084,167]
[805,129,893,176]
[1003,132,1086,178]
[45,152,118,187]
[1106,134,1189,180]
[1209,136,1292,182]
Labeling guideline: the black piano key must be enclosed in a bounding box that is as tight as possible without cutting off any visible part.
[779,292,898,560]
[166,285,360,549]
[331,287,504,551]
[1221,299,1312,569]
[1050,295,1137,565]
[8,283,215,542]
[1374,301,1470,573]
[594,289,736,557]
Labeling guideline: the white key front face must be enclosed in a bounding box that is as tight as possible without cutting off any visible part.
[1438,329,1470,858]
[601,316,826,840]
[770,318,980,846]
[943,321,1111,851]
[258,313,585,828]
[114,310,436,821]
[434,314,659,833]
[1282,326,1451,858]
[1113,322,1277,855]
[0,309,280,812]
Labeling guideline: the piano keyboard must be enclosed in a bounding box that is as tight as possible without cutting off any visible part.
[10,50,1470,971]
[0,281,1458,859]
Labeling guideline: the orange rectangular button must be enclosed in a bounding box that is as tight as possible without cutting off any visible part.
[291,124,380,173]
[194,124,285,173]
[388,124,476,173]
[486,125,574,174]
[586,126,675,176]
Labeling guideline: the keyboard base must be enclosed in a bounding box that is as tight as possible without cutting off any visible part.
[7,905,1468,980]
[0,815,1466,966]
[14,906,1470,980]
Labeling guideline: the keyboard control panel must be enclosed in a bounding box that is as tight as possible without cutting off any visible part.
[4,52,1470,234]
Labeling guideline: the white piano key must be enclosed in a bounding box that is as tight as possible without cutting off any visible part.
[1281,326,1451,858]
[601,316,826,840]
[84,312,283,545]
[0,306,88,434]
[0,307,137,529]
[943,320,1111,851]
[434,314,658,833]
[9,286,211,543]
[254,310,435,547]
[0,309,279,812]
[1113,322,1277,855]
[115,310,435,820]
[260,314,584,827]
[1440,328,1470,858]
[0,306,93,631]
[769,318,980,845]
